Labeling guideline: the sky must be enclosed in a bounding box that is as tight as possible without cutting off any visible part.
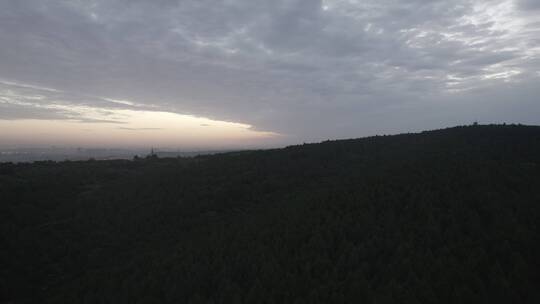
[1,0,539,149]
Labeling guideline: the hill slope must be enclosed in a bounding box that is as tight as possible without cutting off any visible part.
[2,125,540,303]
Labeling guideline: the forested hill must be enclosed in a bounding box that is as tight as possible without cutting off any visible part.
[2,124,540,303]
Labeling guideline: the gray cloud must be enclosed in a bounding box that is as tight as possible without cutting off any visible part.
[518,0,540,10]
[1,0,539,144]
[0,102,67,121]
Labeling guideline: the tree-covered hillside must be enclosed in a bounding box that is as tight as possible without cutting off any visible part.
[1,124,540,303]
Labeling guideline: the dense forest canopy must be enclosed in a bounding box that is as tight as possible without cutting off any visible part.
[1,124,540,303]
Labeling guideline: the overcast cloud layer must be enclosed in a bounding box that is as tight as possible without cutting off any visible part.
[1,0,539,143]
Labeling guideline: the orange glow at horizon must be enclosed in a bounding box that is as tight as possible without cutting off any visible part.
[0,109,281,149]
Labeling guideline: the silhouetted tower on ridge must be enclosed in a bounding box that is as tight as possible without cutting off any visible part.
[147,147,158,159]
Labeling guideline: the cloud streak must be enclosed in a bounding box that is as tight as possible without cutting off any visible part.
[117,127,163,131]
